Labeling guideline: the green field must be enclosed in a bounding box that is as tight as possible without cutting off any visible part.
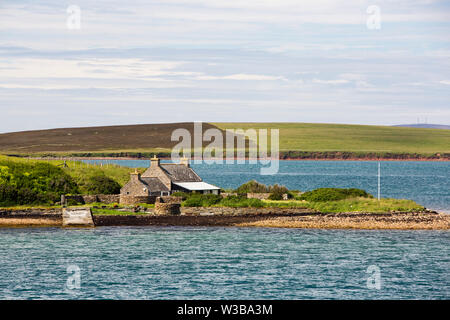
[0,122,448,159]
[213,122,450,153]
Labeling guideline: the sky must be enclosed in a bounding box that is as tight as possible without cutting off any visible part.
[1,0,450,133]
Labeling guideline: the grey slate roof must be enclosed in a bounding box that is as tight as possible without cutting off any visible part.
[160,164,202,182]
[141,177,169,192]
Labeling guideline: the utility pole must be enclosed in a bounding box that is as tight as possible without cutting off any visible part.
[377,162,381,201]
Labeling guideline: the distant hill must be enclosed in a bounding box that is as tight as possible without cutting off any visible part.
[0,123,223,153]
[213,122,450,154]
[393,124,450,130]
[0,122,449,156]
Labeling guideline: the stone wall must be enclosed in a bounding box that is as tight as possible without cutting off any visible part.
[65,194,120,205]
[221,193,237,198]
[247,193,271,200]
[154,196,181,215]
[159,196,183,203]
[97,194,121,203]
[155,197,181,215]
[119,195,157,205]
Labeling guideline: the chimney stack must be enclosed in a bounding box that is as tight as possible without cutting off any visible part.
[180,157,190,167]
[151,155,160,167]
[130,168,141,181]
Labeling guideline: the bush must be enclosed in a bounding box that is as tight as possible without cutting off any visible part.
[83,175,121,194]
[235,180,269,193]
[299,188,372,202]
[182,194,222,207]
[0,160,79,206]
[171,191,190,201]
[268,184,292,200]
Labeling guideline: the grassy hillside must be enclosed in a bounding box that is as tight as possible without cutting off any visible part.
[213,122,450,154]
[0,122,220,153]
[0,122,448,157]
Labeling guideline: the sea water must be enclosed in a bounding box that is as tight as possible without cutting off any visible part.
[0,227,448,299]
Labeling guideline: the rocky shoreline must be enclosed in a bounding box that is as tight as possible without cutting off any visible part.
[0,207,448,230]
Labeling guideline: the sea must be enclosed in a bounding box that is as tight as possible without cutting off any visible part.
[0,160,448,299]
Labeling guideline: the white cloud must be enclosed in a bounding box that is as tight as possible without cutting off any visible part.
[312,79,349,85]
[195,74,286,81]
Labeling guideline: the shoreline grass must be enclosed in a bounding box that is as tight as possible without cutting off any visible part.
[263,198,425,213]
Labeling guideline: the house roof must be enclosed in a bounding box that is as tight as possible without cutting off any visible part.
[160,164,202,182]
[173,181,220,191]
[141,177,170,192]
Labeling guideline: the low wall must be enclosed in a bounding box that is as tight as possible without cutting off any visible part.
[247,193,271,200]
[159,196,183,203]
[154,196,181,215]
[119,195,157,205]
[221,193,237,198]
[65,194,120,204]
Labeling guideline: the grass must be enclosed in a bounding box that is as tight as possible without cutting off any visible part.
[213,122,450,154]
[263,197,425,213]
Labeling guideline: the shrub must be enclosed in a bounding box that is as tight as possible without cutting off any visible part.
[299,188,372,202]
[0,159,79,206]
[235,180,269,193]
[83,175,121,194]
[171,191,190,201]
[182,194,222,207]
[268,184,292,200]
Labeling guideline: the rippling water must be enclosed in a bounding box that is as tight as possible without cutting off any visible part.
[0,227,448,300]
[84,160,450,213]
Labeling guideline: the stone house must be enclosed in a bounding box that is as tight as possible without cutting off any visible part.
[120,156,220,203]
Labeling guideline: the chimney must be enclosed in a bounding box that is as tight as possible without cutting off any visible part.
[131,168,141,181]
[151,155,160,167]
[180,157,190,167]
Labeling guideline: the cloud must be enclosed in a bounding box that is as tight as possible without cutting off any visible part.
[0,0,449,131]
[195,74,286,81]
[312,79,349,85]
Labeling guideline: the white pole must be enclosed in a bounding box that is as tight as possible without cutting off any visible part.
[377,162,381,201]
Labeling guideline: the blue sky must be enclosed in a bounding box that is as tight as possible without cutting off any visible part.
[1,0,449,133]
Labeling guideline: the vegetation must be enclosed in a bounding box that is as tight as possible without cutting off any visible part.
[234,180,292,200]
[219,195,265,208]
[235,180,269,193]
[298,188,372,202]
[0,158,79,206]
[183,194,223,207]
[0,156,134,206]
[264,198,424,213]
[81,175,121,195]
